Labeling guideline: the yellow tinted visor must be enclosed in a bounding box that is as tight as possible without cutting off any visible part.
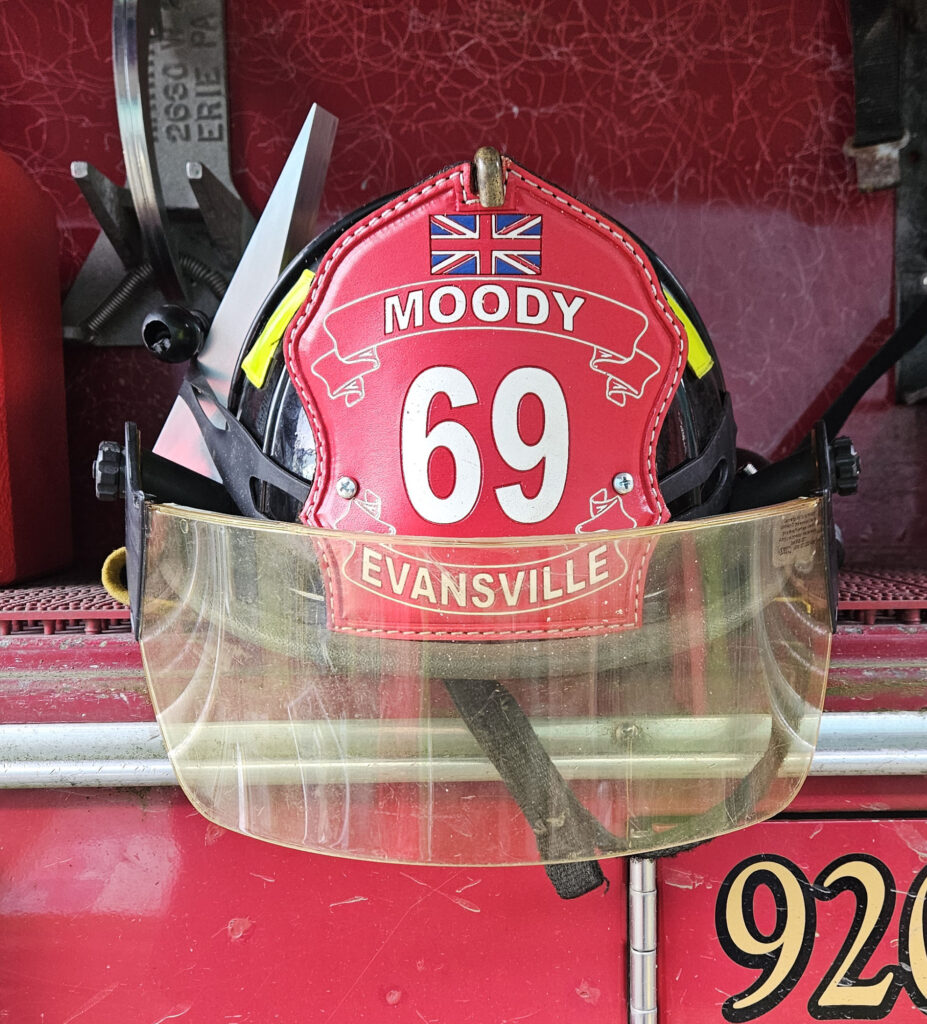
[140,497,832,866]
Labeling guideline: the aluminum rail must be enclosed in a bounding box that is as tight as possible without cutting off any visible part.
[1,712,926,788]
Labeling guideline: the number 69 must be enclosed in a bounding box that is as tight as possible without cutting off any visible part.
[400,365,569,526]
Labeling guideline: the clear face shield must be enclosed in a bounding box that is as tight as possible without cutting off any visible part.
[137,495,832,866]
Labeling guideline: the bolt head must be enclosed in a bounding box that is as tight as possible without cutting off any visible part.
[336,476,358,500]
[612,472,634,495]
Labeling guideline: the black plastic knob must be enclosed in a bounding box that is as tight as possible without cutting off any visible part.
[832,436,861,496]
[142,306,209,363]
[93,441,125,501]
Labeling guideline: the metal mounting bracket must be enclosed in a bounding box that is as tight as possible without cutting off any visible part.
[62,0,252,346]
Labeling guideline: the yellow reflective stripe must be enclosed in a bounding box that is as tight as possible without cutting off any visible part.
[241,269,315,388]
[667,293,714,379]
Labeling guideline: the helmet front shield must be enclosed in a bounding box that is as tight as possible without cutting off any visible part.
[139,495,832,866]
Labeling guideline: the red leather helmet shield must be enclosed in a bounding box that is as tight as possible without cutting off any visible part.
[284,158,688,638]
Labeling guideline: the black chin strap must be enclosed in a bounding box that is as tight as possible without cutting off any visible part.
[443,665,803,900]
[443,678,624,898]
[819,297,927,437]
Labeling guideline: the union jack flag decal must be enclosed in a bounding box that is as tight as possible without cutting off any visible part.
[429,213,542,275]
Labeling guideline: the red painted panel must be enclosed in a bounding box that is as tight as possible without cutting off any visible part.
[0,788,625,1023]
[0,605,924,1017]
[661,820,927,1023]
[789,777,927,815]
[0,151,72,583]
[0,635,149,725]
[827,626,927,714]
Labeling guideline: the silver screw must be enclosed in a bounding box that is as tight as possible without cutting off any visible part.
[612,472,634,495]
[336,476,358,500]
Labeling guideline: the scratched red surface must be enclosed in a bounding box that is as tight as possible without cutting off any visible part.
[0,787,625,1023]
[0,2,924,1022]
[0,0,916,568]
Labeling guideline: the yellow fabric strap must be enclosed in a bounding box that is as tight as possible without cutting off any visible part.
[101,547,130,606]
[241,269,315,388]
[667,293,714,379]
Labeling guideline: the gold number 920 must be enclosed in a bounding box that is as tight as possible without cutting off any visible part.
[716,855,927,1020]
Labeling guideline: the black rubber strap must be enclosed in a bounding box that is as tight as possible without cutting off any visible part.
[820,296,927,437]
[849,0,903,148]
[443,678,622,898]
[443,670,802,899]
[545,859,608,900]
